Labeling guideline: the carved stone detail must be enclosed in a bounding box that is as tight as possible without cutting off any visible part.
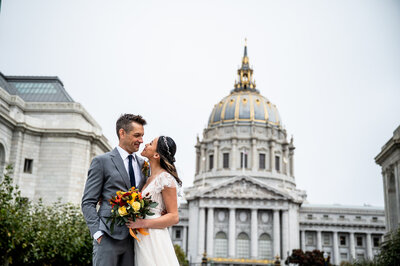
[204,179,286,200]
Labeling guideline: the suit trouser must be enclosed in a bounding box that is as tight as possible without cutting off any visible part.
[93,233,134,266]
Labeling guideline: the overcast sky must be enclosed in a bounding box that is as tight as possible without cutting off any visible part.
[1,0,399,207]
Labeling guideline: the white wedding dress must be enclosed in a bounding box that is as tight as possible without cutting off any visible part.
[134,172,180,266]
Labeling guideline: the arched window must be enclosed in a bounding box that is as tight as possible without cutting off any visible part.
[214,231,228,257]
[258,233,273,259]
[236,232,250,258]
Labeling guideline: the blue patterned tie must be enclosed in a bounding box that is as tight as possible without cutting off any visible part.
[128,155,136,188]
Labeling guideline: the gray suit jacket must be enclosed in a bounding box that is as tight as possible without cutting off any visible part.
[81,148,147,240]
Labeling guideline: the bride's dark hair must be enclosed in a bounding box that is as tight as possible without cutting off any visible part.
[157,136,182,186]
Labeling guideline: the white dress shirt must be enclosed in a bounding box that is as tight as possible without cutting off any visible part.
[116,146,142,187]
[93,146,142,240]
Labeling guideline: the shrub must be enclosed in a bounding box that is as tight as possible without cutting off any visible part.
[376,228,400,266]
[286,249,332,266]
[174,244,189,266]
[0,166,92,265]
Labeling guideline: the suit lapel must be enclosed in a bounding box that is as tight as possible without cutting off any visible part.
[110,148,131,190]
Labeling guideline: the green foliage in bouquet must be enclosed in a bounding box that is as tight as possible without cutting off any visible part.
[0,166,92,266]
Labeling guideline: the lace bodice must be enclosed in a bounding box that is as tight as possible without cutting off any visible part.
[141,172,178,217]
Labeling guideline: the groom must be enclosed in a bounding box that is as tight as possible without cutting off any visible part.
[82,114,148,266]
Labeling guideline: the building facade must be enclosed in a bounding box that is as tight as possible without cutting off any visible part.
[375,125,400,234]
[171,45,385,265]
[0,72,111,204]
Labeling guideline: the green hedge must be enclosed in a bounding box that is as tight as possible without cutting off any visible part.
[0,166,92,266]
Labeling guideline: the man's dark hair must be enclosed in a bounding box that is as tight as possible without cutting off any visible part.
[116,114,147,139]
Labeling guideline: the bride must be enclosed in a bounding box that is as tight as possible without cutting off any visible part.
[126,136,181,266]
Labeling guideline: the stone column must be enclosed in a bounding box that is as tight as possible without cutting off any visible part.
[333,231,339,265]
[281,210,289,260]
[213,141,219,171]
[273,210,281,258]
[282,147,288,175]
[183,226,188,254]
[349,232,355,261]
[187,201,199,260]
[229,208,236,257]
[251,209,258,258]
[269,141,275,173]
[195,149,200,174]
[251,139,257,171]
[207,207,214,257]
[289,152,294,177]
[382,170,391,230]
[301,230,306,251]
[395,162,400,224]
[366,233,373,260]
[200,144,206,173]
[198,207,206,256]
[231,139,237,171]
[317,230,322,251]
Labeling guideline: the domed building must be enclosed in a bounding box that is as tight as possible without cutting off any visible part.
[171,44,386,265]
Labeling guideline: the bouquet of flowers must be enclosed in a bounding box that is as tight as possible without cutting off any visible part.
[107,187,158,241]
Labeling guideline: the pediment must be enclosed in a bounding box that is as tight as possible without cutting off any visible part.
[201,176,291,200]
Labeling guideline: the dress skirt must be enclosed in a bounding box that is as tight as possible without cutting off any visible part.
[134,227,179,266]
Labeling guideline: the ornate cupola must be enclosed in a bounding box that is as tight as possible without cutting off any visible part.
[192,41,301,194]
[233,39,258,93]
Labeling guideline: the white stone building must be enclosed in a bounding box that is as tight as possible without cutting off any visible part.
[0,72,111,204]
[375,125,400,234]
[171,45,386,265]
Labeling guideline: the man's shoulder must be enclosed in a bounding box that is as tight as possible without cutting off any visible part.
[93,149,115,161]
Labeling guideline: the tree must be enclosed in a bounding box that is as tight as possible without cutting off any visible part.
[174,244,189,266]
[286,249,332,266]
[376,228,400,266]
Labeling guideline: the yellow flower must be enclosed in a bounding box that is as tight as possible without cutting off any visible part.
[132,201,141,212]
[131,192,137,200]
[116,191,124,196]
[118,206,128,216]
[127,198,134,205]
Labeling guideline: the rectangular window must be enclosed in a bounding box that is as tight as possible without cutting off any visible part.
[209,155,214,170]
[356,236,363,247]
[323,233,331,245]
[223,153,229,169]
[306,234,314,245]
[259,153,266,169]
[23,159,33,173]
[307,214,313,220]
[340,235,347,246]
[275,156,280,172]
[340,253,348,260]
[373,236,380,247]
[240,152,248,168]
[175,229,181,239]
[355,216,361,220]
[356,253,365,260]
[323,214,329,219]
[372,217,378,222]
[339,215,345,220]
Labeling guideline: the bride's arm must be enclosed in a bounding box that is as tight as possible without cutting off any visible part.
[126,187,179,229]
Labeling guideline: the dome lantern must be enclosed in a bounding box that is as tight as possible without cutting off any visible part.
[233,38,258,93]
[208,41,281,128]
